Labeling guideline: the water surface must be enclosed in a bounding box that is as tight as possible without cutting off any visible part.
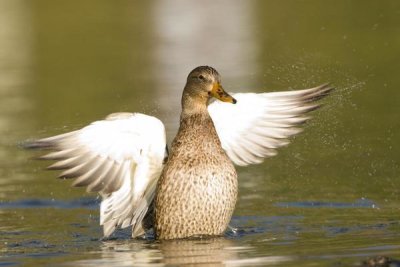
[1,1,400,266]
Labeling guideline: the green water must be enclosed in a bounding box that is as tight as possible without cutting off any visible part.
[1,0,399,266]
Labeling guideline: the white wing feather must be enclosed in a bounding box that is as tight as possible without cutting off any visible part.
[27,112,166,237]
[208,84,334,166]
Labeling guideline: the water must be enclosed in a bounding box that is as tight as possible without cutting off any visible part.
[1,0,400,266]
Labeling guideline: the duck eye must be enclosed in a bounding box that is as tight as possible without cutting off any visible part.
[198,75,205,80]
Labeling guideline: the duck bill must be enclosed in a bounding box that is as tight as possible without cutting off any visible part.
[211,82,237,104]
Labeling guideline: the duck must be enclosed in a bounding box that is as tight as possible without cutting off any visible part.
[25,66,333,240]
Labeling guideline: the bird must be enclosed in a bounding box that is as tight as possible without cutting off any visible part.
[24,66,334,240]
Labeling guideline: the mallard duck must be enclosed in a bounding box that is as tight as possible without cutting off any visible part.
[25,66,333,240]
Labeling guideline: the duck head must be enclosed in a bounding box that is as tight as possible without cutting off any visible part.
[183,66,237,106]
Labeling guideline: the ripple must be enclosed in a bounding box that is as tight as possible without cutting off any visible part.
[0,197,99,210]
[275,198,378,209]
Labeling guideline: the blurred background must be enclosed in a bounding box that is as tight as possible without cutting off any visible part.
[0,0,399,266]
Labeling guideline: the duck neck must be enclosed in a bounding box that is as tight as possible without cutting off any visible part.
[172,92,221,155]
[176,101,219,149]
[180,90,209,120]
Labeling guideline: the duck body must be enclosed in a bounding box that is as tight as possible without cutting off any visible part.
[24,65,334,240]
[155,112,237,239]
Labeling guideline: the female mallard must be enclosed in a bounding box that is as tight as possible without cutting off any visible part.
[26,66,333,240]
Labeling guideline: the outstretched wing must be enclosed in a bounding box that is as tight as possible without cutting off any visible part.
[208,84,334,166]
[25,112,167,237]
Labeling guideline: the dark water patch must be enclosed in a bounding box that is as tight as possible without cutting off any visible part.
[324,221,400,238]
[0,198,100,210]
[228,215,303,243]
[225,225,265,238]
[0,262,18,267]
[101,228,133,241]
[25,252,67,258]
[275,198,378,209]
[0,230,29,237]
[7,239,55,249]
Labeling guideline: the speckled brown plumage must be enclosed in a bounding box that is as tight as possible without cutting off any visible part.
[154,66,238,240]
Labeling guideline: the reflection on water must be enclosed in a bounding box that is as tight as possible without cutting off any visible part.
[75,238,240,267]
[152,0,258,139]
[158,238,239,266]
[73,236,294,267]
[0,0,32,199]
[0,0,32,137]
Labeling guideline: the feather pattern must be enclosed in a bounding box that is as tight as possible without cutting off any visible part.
[26,113,166,237]
[208,84,334,166]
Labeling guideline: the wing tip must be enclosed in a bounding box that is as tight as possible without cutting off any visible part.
[102,221,117,238]
[20,139,54,150]
[307,83,335,102]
